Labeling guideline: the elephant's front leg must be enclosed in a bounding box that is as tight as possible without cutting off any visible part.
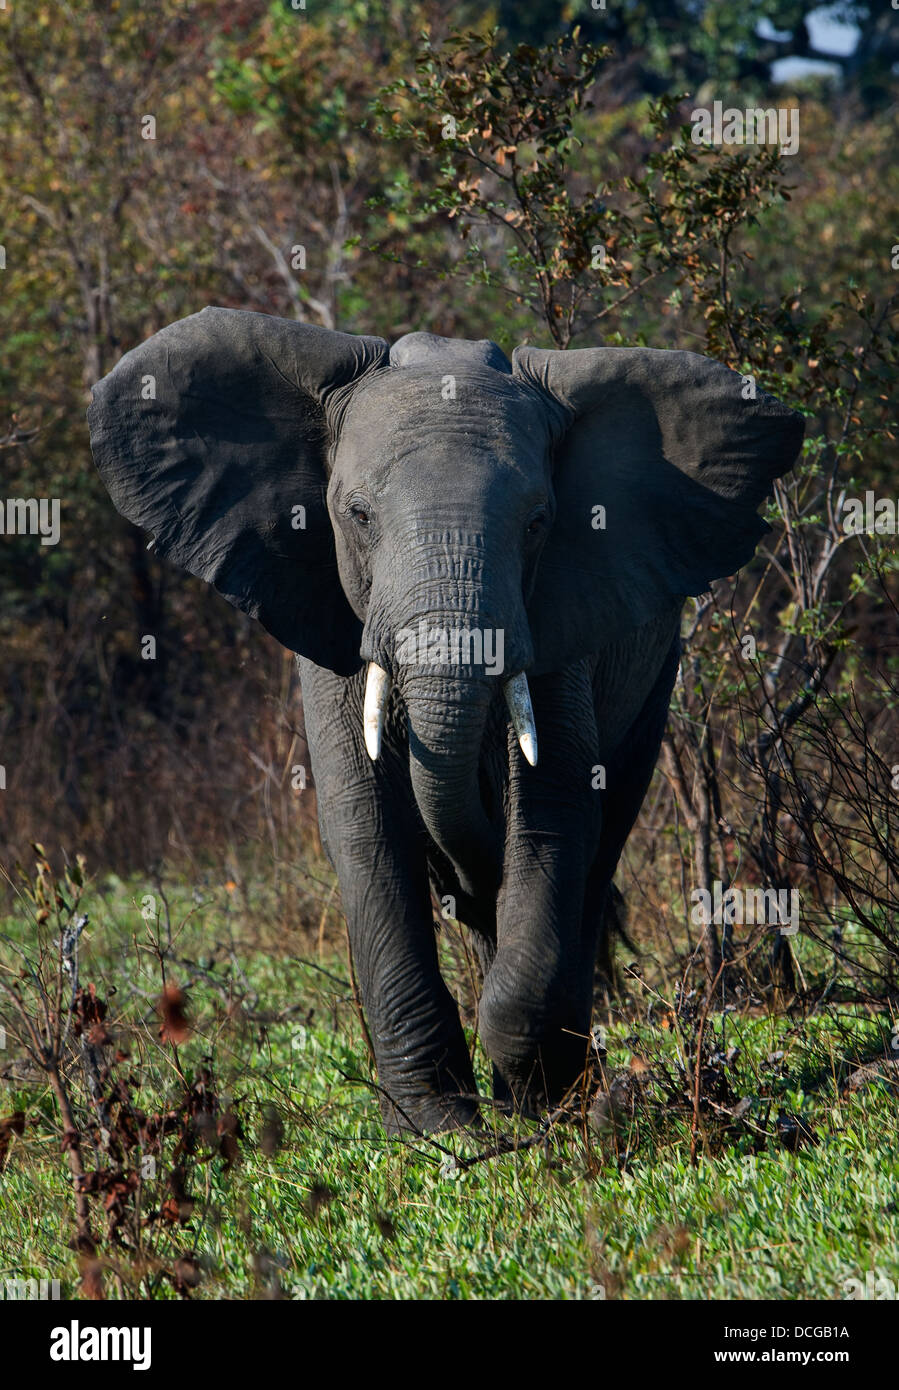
[479,661,602,1114]
[299,659,479,1136]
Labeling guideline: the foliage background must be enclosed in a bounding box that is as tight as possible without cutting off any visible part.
[2,0,895,986]
[0,0,897,1302]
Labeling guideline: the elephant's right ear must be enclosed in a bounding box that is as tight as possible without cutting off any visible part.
[513,344,805,674]
[88,307,389,676]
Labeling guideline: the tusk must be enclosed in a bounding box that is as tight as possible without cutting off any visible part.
[504,672,538,768]
[363,662,391,761]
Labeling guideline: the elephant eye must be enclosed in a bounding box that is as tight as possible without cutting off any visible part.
[350,504,371,527]
[526,510,548,536]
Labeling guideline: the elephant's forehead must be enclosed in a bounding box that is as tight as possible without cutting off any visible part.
[339,368,549,465]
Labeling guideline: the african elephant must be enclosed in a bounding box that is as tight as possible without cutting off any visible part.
[88,308,803,1134]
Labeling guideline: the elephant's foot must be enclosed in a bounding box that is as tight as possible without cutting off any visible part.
[486,1046,588,1120]
[379,1086,480,1137]
[373,1031,481,1136]
[478,977,592,1120]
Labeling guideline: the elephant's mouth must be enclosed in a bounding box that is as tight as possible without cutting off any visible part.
[363,661,538,767]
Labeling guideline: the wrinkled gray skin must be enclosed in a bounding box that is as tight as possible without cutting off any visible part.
[88,309,803,1135]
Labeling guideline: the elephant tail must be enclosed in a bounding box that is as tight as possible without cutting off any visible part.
[595,882,636,998]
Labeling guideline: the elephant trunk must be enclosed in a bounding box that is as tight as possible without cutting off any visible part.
[361,533,535,902]
[401,669,503,900]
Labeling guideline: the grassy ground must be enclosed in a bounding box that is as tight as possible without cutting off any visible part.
[1,871,897,1301]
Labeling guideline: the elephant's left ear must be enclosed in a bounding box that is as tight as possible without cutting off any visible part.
[513,345,804,673]
[88,307,389,675]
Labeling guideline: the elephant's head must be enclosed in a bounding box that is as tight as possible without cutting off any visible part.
[88,308,803,904]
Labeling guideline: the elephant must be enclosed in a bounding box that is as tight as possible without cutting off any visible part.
[88,307,803,1135]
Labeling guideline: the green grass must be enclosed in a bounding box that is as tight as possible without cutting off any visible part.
[1,872,897,1300]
